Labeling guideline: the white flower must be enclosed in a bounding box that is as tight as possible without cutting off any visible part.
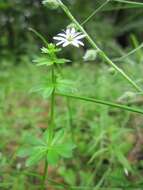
[53,28,86,48]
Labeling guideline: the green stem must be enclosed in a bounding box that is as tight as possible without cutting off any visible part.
[42,159,48,190]
[42,65,56,190]
[49,65,56,139]
[57,93,143,115]
[58,0,142,92]
[113,42,143,62]
[66,97,74,140]
[81,0,110,26]
[29,28,49,47]
[113,0,143,7]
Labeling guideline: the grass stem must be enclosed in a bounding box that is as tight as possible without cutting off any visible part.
[41,159,48,190]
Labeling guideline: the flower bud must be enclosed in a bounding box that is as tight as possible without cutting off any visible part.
[118,91,136,102]
[67,23,78,30]
[83,49,98,61]
[108,67,116,75]
[42,0,60,10]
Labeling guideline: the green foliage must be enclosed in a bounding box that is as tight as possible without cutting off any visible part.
[18,129,76,167]
[1,63,143,189]
[1,0,143,189]
[33,44,70,67]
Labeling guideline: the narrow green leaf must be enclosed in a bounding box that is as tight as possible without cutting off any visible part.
[22,133,44,146]
[56,78,77,94]
[52,129,65,145]
[116,150,132,172]
[88,148,108,163]
[33,57,53,66]
[43,129,51,144]
[56,143,76,158]
[55,58,70,64]
[17,147,34,158]
[43,86,54,98]
[26,147,46,167]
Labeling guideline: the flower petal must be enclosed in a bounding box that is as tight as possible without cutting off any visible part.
[71,41,80,48]
[53,36,66,41]
[71,28,76,34]
[54,28,85,48]
[62,41,70,47]
[73,32,82,38]
[57,33,67,37]
[56,41,65,46]
[66,28,70,35]
[75,34,86,40]
[76,40,84,46]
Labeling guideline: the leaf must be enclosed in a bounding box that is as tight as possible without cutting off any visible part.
[59,167,76,185]
[31,83,54,98]
[22,133,44,146]
[17,147,35,158]
[43,129,51,144]
[30,86,44,93]
[41,47,50,54]
[56,78,77,94]
[47,43,61,53]
[33,57,53,66]
[88,148,108,163]
[47,149,59,165]
[52,129,65,145]
[55,58,70,64]
[26,147,46,167]
[42,86,54,98]
[116,150,132,172]
[43,130,76,165]
[56,142,76,158]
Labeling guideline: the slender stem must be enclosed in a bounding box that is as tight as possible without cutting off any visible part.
[113,0,143,7]
[58,0,142,92]
[94,168,111,190]
[130,35,142,63]
[66,97,74,140]
[49,65,56,139]
[42,65,56,190]
[81,0,110,26]
[41,158,48,190]
[29,28,49,47]
[57,93,143,115]
[113,42,143,62]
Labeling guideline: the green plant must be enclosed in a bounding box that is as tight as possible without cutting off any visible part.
[12,0,143,189]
